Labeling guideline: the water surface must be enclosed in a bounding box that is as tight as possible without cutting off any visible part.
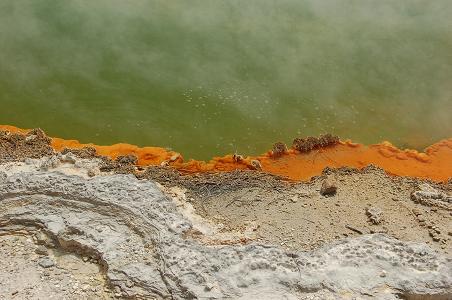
[1,1,451,159]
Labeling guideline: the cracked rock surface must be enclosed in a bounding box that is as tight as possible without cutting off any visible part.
[0,158,451,299]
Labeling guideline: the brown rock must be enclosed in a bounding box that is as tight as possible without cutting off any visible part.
[35,245,48,256]
[169,154,180,162]
[292,134,339,153]
[272,142,287,158]
[116,154,138,166]
[320,176,337,196]
[412,208,422,216]
[233,154,244,163]
[250,160,262,170]
[416,215,425,222]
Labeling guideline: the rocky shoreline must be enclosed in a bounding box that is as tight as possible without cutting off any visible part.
[0,129,451,299]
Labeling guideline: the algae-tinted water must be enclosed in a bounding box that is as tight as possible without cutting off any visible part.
[1,1,451,159]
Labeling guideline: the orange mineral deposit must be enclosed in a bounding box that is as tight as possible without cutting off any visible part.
[1,125,451,182]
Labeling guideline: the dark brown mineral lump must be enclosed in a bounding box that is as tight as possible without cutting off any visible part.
[320,176,337,196]
[272,142,288,158]
[292,134,339,153]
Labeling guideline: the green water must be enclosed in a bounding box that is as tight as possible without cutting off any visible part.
[1,1,451,159]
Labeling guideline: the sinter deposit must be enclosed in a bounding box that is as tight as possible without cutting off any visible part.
[0,154,451,299]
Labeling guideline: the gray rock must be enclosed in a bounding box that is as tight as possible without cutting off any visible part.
[34,231,53,247]
[411,184,452,208]
[38,257,55,268]
[61,153,77,164]
[0,171,6,183]
[24,158,34,165]
[366,206,384,225]
[39,156,60,171]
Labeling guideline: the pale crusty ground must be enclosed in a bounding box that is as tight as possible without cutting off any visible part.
[1,158,450,299]
[0,235,114,300]
[187,167,452,254]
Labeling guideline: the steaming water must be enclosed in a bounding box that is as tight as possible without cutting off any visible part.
[1,1,451,159]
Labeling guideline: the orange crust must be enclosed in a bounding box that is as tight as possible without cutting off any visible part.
[2,125,451,182]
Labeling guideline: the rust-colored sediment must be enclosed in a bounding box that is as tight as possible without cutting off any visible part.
[52,137,179,166]
[1,125,451,182]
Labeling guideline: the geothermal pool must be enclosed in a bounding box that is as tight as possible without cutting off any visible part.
[1,1,451,159]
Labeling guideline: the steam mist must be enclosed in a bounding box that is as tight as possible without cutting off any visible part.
[1,0,451,159]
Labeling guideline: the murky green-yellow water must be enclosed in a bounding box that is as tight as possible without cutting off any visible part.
[1,1,451,159]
